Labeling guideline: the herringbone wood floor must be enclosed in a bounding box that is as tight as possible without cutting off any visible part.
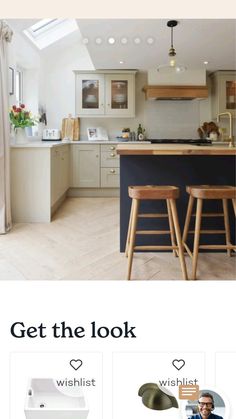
[0,198,235,280]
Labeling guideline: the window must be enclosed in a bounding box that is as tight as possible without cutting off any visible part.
[26,19,59,38]
[23,19,78,50]
[15,69,23,105]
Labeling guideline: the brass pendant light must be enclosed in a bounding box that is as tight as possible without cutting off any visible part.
[138,383,179,410]
[157,20,186,74]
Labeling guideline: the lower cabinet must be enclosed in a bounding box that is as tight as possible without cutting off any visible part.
[70,144,100,187]
[61,146,70,195]
[101,168,120,187]
[11,144,69,223]
[51,145,70,205]
[70,143,120,190]
[11,142,119,223]
[100,144,120,188]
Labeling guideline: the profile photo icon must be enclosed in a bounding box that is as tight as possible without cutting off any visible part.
[186,390,225,419]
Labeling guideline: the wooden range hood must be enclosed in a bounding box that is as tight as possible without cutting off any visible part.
[142,85,208,100]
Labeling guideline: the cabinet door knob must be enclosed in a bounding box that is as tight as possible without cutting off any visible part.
[110,169,116,173]
[110,146,115,150]
[110,153,115,157]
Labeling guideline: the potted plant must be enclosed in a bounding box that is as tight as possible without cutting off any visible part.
[9,104,37,144]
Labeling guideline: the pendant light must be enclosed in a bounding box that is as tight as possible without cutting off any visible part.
[157,20,186,74]
[138,383,179,410]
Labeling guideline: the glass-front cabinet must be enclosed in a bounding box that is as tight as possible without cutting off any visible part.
[225,80,236,111]
[75,71,136,117]
[105,74,134,116]
[76,73,105,115]
[210,71,236,118]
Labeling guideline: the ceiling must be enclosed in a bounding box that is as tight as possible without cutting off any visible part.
[7,18,236,72]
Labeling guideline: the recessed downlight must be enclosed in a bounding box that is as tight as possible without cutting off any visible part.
[108,37,115,44]
[119,60,124,64]
[82,37,89,45]
[204,61,209,65]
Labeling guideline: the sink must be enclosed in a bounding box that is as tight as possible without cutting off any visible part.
[25,378,89,419]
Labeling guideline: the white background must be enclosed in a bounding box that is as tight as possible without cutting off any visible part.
[10,352,102,419]
[113,352,205,419]
[0,1,236,418]
[0,282,235,418]
[1,0,236,18]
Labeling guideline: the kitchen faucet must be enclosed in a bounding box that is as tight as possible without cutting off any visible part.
[217,112,234,147]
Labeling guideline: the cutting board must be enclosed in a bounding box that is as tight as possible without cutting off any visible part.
[61,116,80,141]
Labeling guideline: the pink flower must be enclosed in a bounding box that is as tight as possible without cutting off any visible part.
[20,104,25,108]
[16,108,21,113]
[12,105,17,111]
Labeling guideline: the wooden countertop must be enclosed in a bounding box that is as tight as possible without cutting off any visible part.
[116,143,236,156]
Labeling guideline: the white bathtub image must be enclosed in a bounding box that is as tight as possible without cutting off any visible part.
[24,378,89,419]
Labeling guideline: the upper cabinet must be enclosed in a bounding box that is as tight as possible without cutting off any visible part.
[75,71,136,117]
[210,71,236,118]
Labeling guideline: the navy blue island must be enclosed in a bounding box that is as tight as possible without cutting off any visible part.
[117,143,236,252]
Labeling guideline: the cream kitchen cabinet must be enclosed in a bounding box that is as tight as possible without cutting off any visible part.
[104,74,135,117]
[70,144,100,187]
[51,145,69,205]
[11,144,69,223]
[75,70,136,117]
[210,71,236,118]
[101,144,120,188]
[70,143,120,193]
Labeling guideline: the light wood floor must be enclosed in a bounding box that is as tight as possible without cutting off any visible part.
[0,198,235,280]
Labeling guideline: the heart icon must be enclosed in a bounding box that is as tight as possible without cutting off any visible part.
[172,359,185,371]
[70,359,83,371]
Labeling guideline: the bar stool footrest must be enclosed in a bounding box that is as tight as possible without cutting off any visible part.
[192,212,224,217]
[134,245,178,251]
[138,213,169,218]
[136,230,171,235]
[198,244,236,250]
[188,230,227,235]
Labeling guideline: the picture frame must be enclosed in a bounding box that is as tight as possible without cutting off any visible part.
[87,127,98,140]
[87,127,109,141]
[9,67,14,95]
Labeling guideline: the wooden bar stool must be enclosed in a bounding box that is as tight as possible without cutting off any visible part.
[182,185,236,280]
[126,185,188,281]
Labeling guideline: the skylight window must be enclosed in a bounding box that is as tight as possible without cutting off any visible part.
[23,19,78,50]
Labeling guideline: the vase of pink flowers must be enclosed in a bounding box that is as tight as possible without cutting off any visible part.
[9,104,37,144]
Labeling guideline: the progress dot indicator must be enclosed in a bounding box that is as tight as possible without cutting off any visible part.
[95,37,102,45]
[133,37,141,45]
[108,37,116,45]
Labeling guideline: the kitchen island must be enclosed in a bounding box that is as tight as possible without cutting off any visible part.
[117,143,236,251]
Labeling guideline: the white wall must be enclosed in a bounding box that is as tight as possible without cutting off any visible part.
[8,32,40,111]
[8,31,213,140]
[39,40,212,139]
[24,69,40,115]
[78,72,147,140]
[79,72,212,140]
[40,40,94,129]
